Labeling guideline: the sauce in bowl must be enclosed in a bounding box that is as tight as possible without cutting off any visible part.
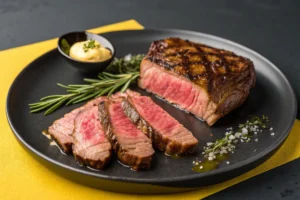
[69,39,112,62]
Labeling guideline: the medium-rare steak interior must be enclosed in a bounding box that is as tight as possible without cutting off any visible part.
[120,90,198,155]
[98,98,155,170]
[138,38,256,126]
[73,106,112,169]
[48,97,106,153]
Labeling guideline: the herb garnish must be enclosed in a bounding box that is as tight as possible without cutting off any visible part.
[200,115,269,161]
[83,39,100,52]
[29,54,144,115]
[61,39,71,55]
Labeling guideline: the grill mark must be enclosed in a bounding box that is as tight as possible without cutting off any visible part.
[145,38,252,95]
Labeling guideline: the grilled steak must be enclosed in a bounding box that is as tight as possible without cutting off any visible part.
[99,98,155,170]
[120,90,198,155]
[48,97,106,153]
[73,105,111,169]
[138,38,256,126]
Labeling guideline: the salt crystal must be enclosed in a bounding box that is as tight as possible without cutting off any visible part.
[242,128,248,134]
[235,132,241,138]
[229,135,235,140]
[207,142,213,146]
[124,54,132,61]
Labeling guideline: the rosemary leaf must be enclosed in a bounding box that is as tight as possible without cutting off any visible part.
[40,95,65,101]
[83,79,101,83]
[72,91,100,104]
[30,98,63,113]
[66,93,88,105]
[107,78,129,96]
[44,98,69,115]
[57,83,69,89]
[121,73,139,92]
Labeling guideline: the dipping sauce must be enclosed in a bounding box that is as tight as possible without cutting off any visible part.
[69,39,111,62]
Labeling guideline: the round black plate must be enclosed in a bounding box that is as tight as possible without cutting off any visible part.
[6,29,297,194]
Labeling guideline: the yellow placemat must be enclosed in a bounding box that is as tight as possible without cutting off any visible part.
[0,19,299,200]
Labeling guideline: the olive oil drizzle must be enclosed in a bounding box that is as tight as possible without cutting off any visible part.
[192,154,228,172]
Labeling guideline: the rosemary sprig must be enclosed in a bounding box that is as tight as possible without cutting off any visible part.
[29,54,144,115]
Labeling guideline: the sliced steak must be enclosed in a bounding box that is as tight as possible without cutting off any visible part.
[138,38,256,126]
[48,97,106,153]
[120,90,198,155]
[99,99,154,170]
[73,105,111,169]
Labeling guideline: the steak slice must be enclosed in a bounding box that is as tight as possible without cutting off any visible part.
[48,97,106,153]
[73,105,111,169]
[98,98,154,170]
[120,90,198,155]
[138,38,256,126]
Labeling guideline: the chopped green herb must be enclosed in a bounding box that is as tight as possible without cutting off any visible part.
[83,39,100,52]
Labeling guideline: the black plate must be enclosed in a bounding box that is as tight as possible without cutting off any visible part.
[6,29,297,194]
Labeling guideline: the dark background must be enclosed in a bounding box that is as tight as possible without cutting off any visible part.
[1,0,299,199]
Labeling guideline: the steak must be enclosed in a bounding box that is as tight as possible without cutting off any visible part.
[138,38,256,126]
[73,106,111,169]
[48,97,106,153]
[98,98,155,170]
[120,90,198,155]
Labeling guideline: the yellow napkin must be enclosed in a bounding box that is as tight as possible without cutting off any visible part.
[1,19,299,200]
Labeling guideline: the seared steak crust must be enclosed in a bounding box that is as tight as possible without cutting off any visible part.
[139,38,256,125]
[98,99,154,170]
[145,38,255,94]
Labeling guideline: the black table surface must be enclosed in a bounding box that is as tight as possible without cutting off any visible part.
[1,0,299,199]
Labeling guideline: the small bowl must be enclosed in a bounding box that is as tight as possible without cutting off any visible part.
[57,31,115,74]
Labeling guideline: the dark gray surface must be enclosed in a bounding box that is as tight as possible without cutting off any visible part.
[1,0,299,199]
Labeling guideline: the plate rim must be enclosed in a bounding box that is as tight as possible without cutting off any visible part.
[6,28,297,185]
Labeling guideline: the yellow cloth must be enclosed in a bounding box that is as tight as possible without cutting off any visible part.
[0,19,299,200]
